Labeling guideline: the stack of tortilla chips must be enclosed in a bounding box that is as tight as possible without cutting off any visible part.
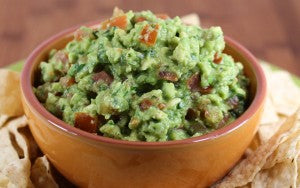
[0,12,299,187]
[0,70,59,188]
[215,64,300,188]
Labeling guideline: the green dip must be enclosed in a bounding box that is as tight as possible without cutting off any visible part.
[34,10,249,141]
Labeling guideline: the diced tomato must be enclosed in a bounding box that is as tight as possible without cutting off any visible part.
[213,53,222,64]
[92,71,113,85]
[101,15,127,30]
[100,19,110,30]
[140,24,159,46]
[187,73,213,94]
[155,13,169,20]
[158,103,166,110]
[199,86,213,95]
[227,96,239,108]
[74,113,99,133]
[217,114,230,128]
[187,73,200,92]
[158,71,178,82]
[54,51,69,64]
[185,108,199,120]
[135,16,147,23]
[202,109,210,119]
[74,29,90,41]
[129,117,140,128]
[60,76,75,87]
[139,99,153,111]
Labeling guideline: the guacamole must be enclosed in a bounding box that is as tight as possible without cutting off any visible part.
[34,10,249,141]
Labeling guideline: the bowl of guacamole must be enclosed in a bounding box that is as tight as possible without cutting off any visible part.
[33,10,249,142]
[21,9,266,187]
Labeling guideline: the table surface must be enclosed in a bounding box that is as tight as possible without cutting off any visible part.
[1,0,299,76]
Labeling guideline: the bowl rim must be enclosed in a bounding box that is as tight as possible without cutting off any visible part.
[21,21,266,148]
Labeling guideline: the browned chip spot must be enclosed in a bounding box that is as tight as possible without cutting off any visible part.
[214,109,300,188]
[159,71,178,82]
[31,156,59,188]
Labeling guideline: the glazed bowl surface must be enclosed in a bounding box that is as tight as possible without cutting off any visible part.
[21,21,266,188]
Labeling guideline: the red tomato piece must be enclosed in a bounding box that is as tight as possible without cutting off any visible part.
[101,15,127,30]
[157,103,166,110]
[185,108,199,120]
[187,73,213,94]
[60,76,75,87]
[199,86,213,95]
[139,99,153,111]
[155,13,169,20]
[74,113,99,133]
[213,53,222,64]
[135,16,147,23]
[187,73,200,92]
[158,71,178,82]
[140,24,159,46]
[54,51,69,64]
[92,71,113,85]
[74,29,90,41]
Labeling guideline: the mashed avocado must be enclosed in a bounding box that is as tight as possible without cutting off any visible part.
[34,10,249,141]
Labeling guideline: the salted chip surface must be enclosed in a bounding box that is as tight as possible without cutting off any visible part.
[258,118,285,143]
[266,68,300,116]
[296,156,300,186]
[252,160,297,188]
[263,122,300,169]
[214,110,299,187]
[0,115,9,128]
[31,156,58,188]
[0,116,32,188]
[260,94,279,125]
[181,13,200,26]
[0,69,24,116]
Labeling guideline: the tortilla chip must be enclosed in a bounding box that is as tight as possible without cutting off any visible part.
[260,94,279,125]
[247,133,261,152]
[31,156,58,188]
[0,115,9,128]
[258,118,285,143]
[0,174,10,187]
[263,122,300,169]
[265,68,300,116]
[0,116,32,187]
[252,160,297,188]
[181,13,200,26]
[296,156,300,186]
[214,109,299,187]
[0,69,24,117]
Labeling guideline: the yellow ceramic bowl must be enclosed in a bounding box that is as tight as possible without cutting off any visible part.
[21,22,266,187]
